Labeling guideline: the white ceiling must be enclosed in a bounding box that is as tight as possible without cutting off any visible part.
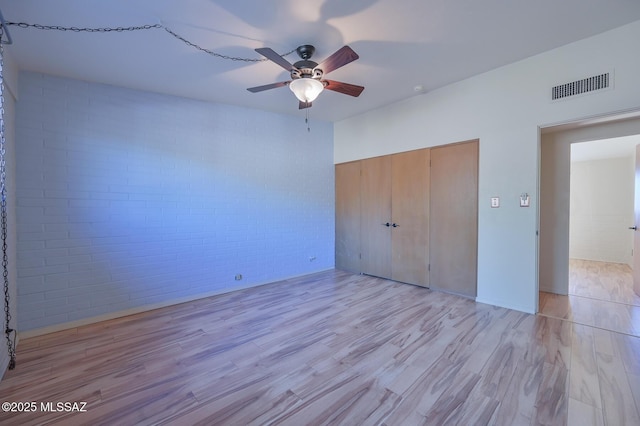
[571,134,640,162]
[1,0,640,122]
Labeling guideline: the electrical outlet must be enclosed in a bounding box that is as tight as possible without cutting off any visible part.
[309,256,316,262]
[491,197,500,208]
[235,274,242,281]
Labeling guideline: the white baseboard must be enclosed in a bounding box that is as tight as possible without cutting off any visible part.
[475,296,536,315]
[19,268,333,339]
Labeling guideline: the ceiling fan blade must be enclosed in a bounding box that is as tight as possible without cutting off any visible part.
[255,47,296,71]
[299,101,312,109]
[317,46,359,74]
[323,80,365,97]
[247,81,290,93]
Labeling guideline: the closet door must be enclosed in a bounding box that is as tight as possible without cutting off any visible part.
[335,161,361,273]
[391,149,430,287]
[430,140,478,297]
[360,156,392,279]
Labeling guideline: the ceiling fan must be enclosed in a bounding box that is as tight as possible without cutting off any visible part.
[247,44,364,109]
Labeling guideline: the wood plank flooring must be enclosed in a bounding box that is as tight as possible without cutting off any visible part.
[539,259,640,425]
[0,268,638,425]
[540,259,640,337]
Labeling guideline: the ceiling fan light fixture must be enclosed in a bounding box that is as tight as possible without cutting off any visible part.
[249,45,363,108]
[289,78,324,103]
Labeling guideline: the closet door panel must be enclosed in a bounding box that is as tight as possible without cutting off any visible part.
[335,161,361,273]
[360,156,392,279]
[391,149,430,287]
[430,140,478,297]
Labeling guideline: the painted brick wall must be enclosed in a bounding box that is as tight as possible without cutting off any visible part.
[15,72,335,332]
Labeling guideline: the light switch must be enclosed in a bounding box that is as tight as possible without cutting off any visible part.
[520,193,530,207]
[491,197,500,208]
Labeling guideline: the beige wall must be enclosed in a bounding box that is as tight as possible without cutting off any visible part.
[539,132,571,294]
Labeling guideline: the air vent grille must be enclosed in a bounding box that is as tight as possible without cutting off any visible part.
[552,73,610,100]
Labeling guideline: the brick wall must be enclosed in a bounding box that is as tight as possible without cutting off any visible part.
[16,72,335,332]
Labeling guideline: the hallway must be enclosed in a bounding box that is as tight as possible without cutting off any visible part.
[539,258,640,337]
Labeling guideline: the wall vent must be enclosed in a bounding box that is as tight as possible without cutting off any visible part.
[551,72,611,100]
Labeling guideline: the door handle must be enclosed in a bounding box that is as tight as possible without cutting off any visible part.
[392,223,399,228]
[383,222,391,227]
[630,226,637,230]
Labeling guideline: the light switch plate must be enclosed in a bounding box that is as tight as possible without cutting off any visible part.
[520,194,530,207]
[491,197,500,208]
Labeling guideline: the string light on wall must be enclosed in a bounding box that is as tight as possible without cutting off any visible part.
[0,9,16,370]
[3,20,297,62]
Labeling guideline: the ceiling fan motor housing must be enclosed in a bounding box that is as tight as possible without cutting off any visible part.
[291,45,324,81]
[296,45,315,60]
[291,66,323,81]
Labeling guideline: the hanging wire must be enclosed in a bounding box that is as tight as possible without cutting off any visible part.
[0,10,12,45]
[0,24,16,370]
[5,20,305,118]
[6,21,296,62]
[7,22,161,33]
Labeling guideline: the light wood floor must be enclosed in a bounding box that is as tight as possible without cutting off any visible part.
[539,259,640,337]
[0,269,638,425]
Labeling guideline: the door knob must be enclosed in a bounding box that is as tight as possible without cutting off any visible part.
[630,226,637,230]
[392,223,399,228]
[383,222,391,227]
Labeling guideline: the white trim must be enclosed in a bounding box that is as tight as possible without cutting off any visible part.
[475,297,536,315]
[539,107,640,133]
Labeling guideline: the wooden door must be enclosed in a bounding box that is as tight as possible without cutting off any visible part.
[391,149,430,287]
[360,156,392,279]
[335,161,361,273]
[430,140,478,297]
[634,145,640,297]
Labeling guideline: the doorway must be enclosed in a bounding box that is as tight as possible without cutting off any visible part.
[569,136,637,269]
[538,113,640,336]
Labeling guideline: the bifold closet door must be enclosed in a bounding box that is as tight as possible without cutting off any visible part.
[335,161,361,273]
[360,155,392,279]
[430,140,478,297]
[391,149,430,287]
